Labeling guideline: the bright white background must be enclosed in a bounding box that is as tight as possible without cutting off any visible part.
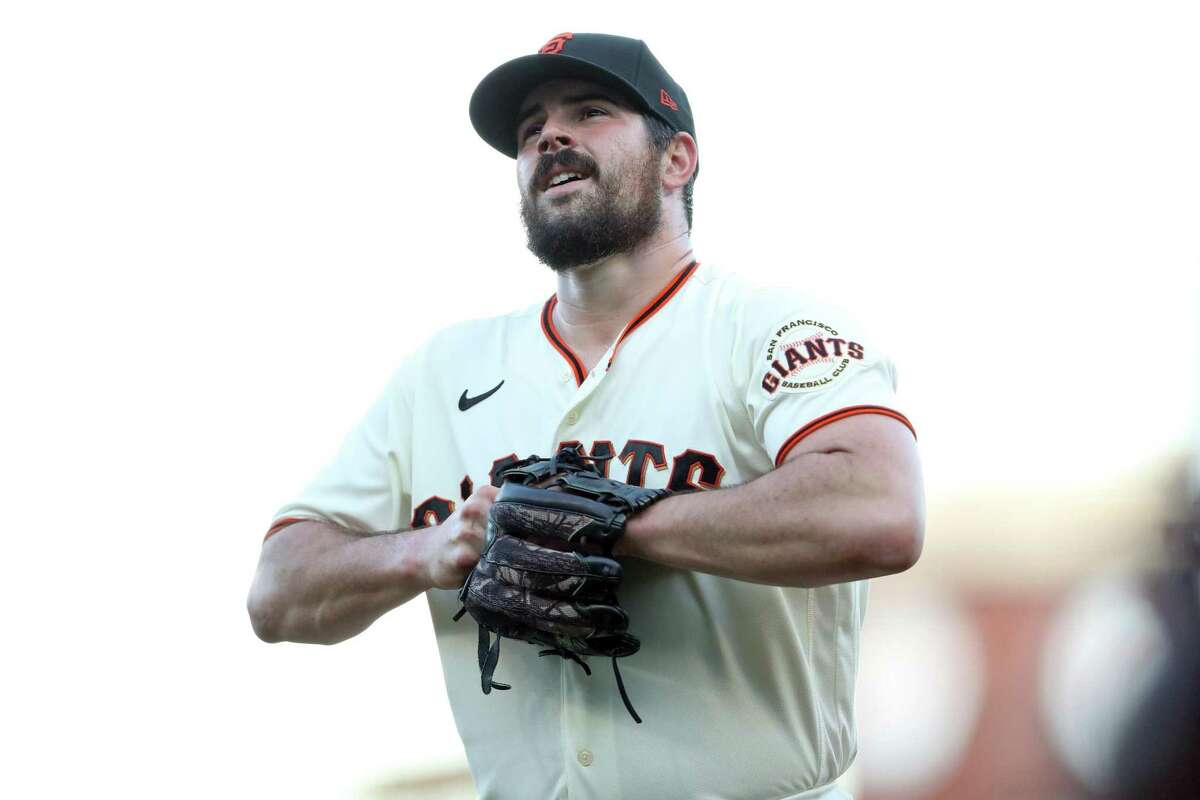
[2,2,1196,797]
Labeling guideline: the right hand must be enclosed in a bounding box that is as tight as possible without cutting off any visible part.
[423,484,499,590]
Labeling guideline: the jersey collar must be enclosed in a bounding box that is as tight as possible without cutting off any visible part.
[540,261,700,387]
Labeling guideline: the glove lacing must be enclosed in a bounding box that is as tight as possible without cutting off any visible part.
[452,611,643,724]
[537,647,642,725]
[453,445,644,724]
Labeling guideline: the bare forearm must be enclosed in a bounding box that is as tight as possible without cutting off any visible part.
[617,451,923,587]
[247,485,496,645]
[247,521,433,645]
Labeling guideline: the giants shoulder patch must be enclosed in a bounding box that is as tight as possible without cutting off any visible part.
[759,315,869,396]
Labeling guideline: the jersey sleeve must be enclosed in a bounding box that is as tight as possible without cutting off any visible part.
[265,357,417,540]
[737,291,915,468]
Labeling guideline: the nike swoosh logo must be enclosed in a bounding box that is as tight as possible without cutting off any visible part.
[458,380,505,412]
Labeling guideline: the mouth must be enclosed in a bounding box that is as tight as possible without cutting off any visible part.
[537,162,595,194]
[543,172,590,195]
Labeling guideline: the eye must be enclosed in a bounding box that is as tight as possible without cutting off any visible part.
[583,107,607,118]
[520,123,542,142]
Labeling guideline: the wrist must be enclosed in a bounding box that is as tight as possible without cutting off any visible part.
[393,526,436,589]
[616,494,671,558]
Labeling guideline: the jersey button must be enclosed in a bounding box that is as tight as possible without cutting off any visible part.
[565,410,580,426]
[577,748,594,767]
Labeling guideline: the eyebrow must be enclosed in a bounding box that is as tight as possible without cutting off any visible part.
[515,92,626,134]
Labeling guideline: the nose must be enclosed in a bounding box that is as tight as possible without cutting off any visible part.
[537,120,575,155]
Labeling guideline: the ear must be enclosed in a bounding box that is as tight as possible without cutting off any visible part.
[661,131,698,192]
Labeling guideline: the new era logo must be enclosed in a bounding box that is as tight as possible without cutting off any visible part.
[659,88,680,112]
[539,32,573,54]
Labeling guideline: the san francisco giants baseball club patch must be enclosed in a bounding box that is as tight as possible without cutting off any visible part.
[760,316,868,396]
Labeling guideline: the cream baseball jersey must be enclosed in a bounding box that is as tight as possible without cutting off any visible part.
[270,262,915,800]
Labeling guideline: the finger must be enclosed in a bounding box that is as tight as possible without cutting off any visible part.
[579,631,641,658]
[464,576,629,639]
[481,535,622,598]
[489,484,623,553]
[463,602,641,660]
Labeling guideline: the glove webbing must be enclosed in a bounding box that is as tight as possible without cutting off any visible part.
[500,447,612,485]
[457,616,643,724]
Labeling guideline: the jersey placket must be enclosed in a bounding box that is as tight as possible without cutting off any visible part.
[536,265,701,784]
[539,262,700,453]
[540,296,615,453]
[561,689,624,800]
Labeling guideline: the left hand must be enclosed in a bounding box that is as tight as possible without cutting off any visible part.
[459,528,638,660]
[452,445,673,722]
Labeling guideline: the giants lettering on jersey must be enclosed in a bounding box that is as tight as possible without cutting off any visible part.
[760,316,866,396]
[410,440,725,528]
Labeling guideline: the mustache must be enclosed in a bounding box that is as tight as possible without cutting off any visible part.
[532,149,598,191]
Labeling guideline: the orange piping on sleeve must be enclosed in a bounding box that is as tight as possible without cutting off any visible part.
[263,516,311,542]
[774,405,916,468]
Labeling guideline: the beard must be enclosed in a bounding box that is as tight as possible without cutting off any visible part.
[520,147,663,272]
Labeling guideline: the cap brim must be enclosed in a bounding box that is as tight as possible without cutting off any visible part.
[469,53,654,159]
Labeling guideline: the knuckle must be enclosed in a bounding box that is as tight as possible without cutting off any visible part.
[464,489,497,513]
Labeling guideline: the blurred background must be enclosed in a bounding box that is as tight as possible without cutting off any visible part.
[2,1,1196,797]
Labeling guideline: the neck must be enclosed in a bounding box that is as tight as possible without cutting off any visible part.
[551,227,696,359]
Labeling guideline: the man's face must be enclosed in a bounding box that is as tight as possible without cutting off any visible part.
[515,79,664,271]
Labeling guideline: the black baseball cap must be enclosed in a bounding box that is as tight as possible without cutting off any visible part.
[469,32,697,160]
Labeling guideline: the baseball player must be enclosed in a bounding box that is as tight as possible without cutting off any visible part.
[248,32,924,800]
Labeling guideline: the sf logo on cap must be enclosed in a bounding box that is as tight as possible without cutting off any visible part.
[539,32,573,54]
